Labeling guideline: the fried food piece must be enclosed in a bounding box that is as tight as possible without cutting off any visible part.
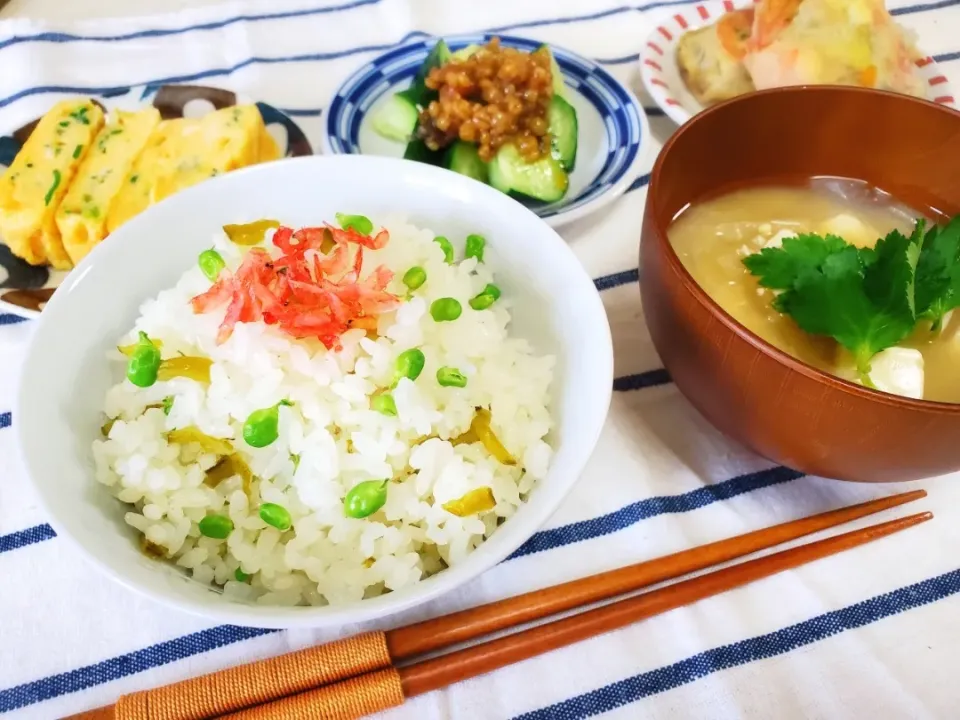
[676,9,757,106]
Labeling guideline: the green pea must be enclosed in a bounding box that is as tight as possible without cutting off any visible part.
[198,248,225,281]
[126,331,161,388]
[235,567,250,582]
[469,283,502,310]
[344,479,389,519]
[242,400,291,448]
[434,236,454,263]
[259,502,292,531]
[394,348,425,383]
[161,396,174,416]
[465,234,485,262]
[403,266,427,290]
[336,212,374,235]
[199,513,234,539]
[372,393,398,416]
[437,367,467,388]
[430,298,462,322]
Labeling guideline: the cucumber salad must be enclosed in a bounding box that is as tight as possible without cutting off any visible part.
[373,38,578,204]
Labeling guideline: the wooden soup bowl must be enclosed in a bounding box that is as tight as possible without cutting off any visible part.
[641,86,960,482]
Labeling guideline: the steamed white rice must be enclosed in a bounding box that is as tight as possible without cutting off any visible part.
[91,217,555,606]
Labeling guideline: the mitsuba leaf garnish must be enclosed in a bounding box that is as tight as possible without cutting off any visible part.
[913,216,960,332]
[743,233,848,290]
[743,225,924,387]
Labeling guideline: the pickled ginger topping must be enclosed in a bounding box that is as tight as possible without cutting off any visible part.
[191,222,401,348]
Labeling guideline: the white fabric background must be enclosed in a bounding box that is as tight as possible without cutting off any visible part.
[1,1,960,718]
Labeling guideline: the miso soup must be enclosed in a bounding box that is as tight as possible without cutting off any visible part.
[668,179,960,403]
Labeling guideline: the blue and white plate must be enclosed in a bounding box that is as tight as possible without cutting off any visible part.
[0,84,312,318]
[320,34,650,228]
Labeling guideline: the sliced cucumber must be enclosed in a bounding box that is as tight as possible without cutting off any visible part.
[444,141,489,183]
[404,39,453,108]
[451,44,482,62]
[372,92,419,142]
[488,144,569,203]
[377,40,453,144]
[403,138,445,166]
[548,95,578,172]
[537,44,567,99]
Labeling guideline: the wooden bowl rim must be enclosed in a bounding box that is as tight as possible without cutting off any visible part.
[649,84,960,415]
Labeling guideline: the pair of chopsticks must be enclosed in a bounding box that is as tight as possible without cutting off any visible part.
[70,489,931,720]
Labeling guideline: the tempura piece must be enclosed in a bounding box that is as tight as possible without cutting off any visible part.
[676,9,757,105]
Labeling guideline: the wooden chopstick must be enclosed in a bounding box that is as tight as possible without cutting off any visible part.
[386,489,928,660]
[397,511,932,699]
[67,489,927,720]
[219,510,932,719]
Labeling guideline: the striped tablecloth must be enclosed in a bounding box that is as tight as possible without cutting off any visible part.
[2,1,960,718]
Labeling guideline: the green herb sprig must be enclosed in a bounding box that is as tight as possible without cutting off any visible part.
[743,217,960,386]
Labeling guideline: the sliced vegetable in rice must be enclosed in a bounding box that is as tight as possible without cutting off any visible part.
[157,356,213,383]
[443,486,496,517]
[222,219,280,245]
[140,537,168,560]
[205,454,254,490]
[167,426,234,455]
[118,338,163,356]
[455,408,517,466]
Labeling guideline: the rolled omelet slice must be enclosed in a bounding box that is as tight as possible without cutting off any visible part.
[56,107,161,265]
[258,126,282,163]
[106,105,275,233]
[106,118,188,234]
[0,99,105,268]
[151,105,268,203]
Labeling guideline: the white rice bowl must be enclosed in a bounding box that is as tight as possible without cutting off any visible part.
[91,216,554,607]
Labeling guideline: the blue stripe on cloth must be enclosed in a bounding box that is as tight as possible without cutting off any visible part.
[613,369,672,390]
[0,314,28,326]
[0,411,9,429]
[0,0,950,58]
[891,0,960,15]
[514,567,960,720]
[597,52,641,65]
[274,107,324,117]
[0,0,953,58]
[5,23,958,111]
[0,1,698,56]
[594,268,639,291]
[0,625,278,713]
[628,173,652,193]
[933,50,960,63]
[508,466,804,559]
[0,524,56,554]
[0,0,384,53]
